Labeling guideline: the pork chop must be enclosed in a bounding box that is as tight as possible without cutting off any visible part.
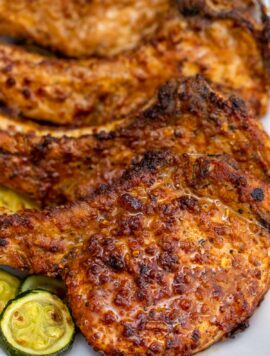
[0,0,268,125]
[0,76,269,206]
[0,152,269,355]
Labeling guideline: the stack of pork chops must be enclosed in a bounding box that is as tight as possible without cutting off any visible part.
[0,1,269,355]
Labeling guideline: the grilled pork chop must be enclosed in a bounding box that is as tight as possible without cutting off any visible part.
[0,0,170,58]
[0,1,268,126]
[0,76,270,206]
[0,152,269,355]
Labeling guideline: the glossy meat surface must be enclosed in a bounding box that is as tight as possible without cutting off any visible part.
[0,152,269,354]
[0,2,268,354]
[0,1,268,126]
[0,0,170,58]
[0,76,270,206]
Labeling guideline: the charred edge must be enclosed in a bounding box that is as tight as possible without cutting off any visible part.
[229,95,248,119]
[106,254,125,272]
[227,320,250,339]
[0,213,32,230]
[119,193,142,212]
[122,150,172,179]
[95,130,116,141]
[178,196,198,212]
[94,183,111,196]
[258,216,270,231]
[178,0,257,32]
[193,157,212,182]
[178,75,223,111]
[30,135,57,161]
[94,151,172,197]
[143,80,179,120]
[251,188,265,202]
[0,238,8,247]
[179,75,248,123]
[176,0,204,17]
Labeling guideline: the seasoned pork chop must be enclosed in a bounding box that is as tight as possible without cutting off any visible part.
[0,0,170,58]
[0,76,269,206]
[0,1,268,126]
[0,152,269,355]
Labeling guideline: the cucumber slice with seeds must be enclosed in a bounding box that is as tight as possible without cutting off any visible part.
[19,275,66,299]
[0,270,20,313]
[0,290,75,356]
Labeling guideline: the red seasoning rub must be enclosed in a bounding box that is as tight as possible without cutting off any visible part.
[0,77,269,206]
[0,152,269,354]
[0,0,268,126]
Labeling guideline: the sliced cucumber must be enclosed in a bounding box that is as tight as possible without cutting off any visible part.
[0,290,75,356]
[0,270,20,313]
[19,276,66,299]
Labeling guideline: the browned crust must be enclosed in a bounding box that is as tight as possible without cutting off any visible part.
[0,0,170,58]
[0,76,269,206]
[178,0,270,80]
[0,152,269,354]
[0,1,268,126]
